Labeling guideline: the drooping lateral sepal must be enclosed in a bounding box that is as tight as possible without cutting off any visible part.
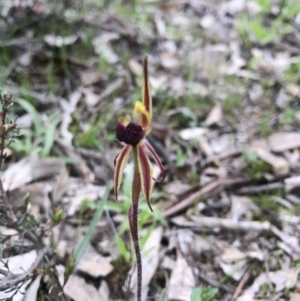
[136,144,153,212]
[114,145,132,200]
[145,141,166,183]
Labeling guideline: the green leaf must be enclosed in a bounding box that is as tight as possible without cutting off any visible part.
[140,222,156,248]
[106,200,127,213]
[190,286,218,301]
[15,98,41,134]
[191,287,201,301]
[116,235,130,262]
[42,116,60,157]
[52,209,64,225]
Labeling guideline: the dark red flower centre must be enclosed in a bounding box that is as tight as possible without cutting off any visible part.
[116,122,144,146]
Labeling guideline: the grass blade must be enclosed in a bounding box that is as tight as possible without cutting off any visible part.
[74,184,110,265]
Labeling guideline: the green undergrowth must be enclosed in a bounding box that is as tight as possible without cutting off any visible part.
[236,0,300,46]
[243,150,273,180]
[252,189,284,212]
[191,286,218,301]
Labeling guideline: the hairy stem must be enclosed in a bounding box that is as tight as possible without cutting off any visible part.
[129,146,142,301]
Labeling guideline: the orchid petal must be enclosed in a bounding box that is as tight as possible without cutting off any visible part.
[145,141,166,183]
[132,101,150,128]
[114,145,132,200]
[142,56,152,124]
[136,144,153,212]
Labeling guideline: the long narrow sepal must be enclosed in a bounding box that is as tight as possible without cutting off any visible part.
[142,55,152,125]
[114,145,132,200]
[136,144,153,212]
[145,141,166,183]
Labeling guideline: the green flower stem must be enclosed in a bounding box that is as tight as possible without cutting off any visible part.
[129,146,142,301]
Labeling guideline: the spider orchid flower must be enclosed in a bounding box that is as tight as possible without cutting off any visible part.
[114,56,165,211]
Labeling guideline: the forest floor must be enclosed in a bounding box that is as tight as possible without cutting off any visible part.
[1,0,300,300]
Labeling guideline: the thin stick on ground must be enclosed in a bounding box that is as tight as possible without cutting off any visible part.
[0,246,49,291]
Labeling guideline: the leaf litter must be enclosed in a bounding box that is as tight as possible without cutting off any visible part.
[1,0,300,300]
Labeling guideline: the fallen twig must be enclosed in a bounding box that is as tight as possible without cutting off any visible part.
[0,246,48,291]
[163,178,249,218]
[236,182,284,194]
[230,265,252,301]
[198,269,235,294]
[172,215,300,258]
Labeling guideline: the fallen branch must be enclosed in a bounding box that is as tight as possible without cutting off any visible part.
[172,215,300,257]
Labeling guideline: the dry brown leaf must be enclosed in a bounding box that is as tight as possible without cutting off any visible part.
[270,226,300,260]
[44,34,78,47]
[205,103,223,126]
[284,175,300,193]
[219,248,264,281]
[227,195,258,221]
[0,250,37,300]
[127,227,163,300]
[160,52,180,69]
[290,293,300,301]
[169,77,185,96]
[77,245,113,278]
[203,167,227,178]
[98,281,110,299]
[161,256,176,270]
[210,134,235,155]
[179,127,208,141]
[285,84,300,97]
[252,147,290,175]
[165,180,192,197]
[92,32,120,64]
[17,183,50,211]
[200,14,215,29]
[269,132,300,152]
[128,59,143,75]
[79,70,103,86]
[52,163,69,203]
[154,14,166,36]
[63,179,106,216]
[55,265,65,286]
[80,87,101,107]
[220,0,247,15]
[248,83,263,103]
[276,88,290,108]
[55,139,95,182]
[18,51,33,67]
[64,274,108,301]
[219,249,249,281]
[2,157,69,209]
[176,229,212,256]
[168,250,195,301]
[23,275,42,301]
[237,268,300,301]
[2,156,67,191]
[199,137,214,159]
